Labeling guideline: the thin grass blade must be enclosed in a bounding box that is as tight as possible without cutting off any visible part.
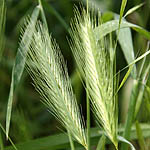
[134,64,150,118]
[115,14,137,78]
[124,3,145,18]
[4,124,150,150]
[0,0,6,61]
[6,6,40,139]
[121,80,139,150]
[94,20,150,41]
[117,65,133,93]
[118,136,135,150]
[0,129,4,150]
[119,0,127,25]
[96,135,106,150]
[0,123,17,150]
[135,121,147,150]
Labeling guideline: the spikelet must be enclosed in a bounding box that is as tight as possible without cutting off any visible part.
[70,7,118,149]
[20,21,87,148]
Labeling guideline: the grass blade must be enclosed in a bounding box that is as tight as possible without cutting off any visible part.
[115,14,137,78]
[0,0,6,61]
[135,121,147,150]
[117,65,133,93]
[0,129,4,150]
[119,0,127,25]
[0,123,17,150]
[124,3,145,18]
[134,64,150,118]
[118,136,135,150]
[6,6,40,139]
[68,130,75,150]
[42,0,69,32]
[121,79,139,150]
[4,124,150,150]
[96,135,106,150]
[94,20,150,41]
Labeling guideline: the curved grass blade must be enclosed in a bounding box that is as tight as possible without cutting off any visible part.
[0,123,17,150]
[116,65,133,93]
[124,3,145,18]
[117,49,150,93]
[118,136,135,150]
[94,20,150,41]
[0,0,6,61]
[6,6,40,139]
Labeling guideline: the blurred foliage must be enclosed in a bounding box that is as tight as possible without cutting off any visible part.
[0,0,150,149]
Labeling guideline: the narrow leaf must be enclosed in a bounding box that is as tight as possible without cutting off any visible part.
[129,50,150,66]
[119,0,127,24]
[6,6,40,139]
[0,123,17,150]
[117,65,133,93]
[0,129,4,150]
[115,15,137,78]
[96,135,106,150]
[94,20,150,41]
[134,64,150,118]
[4,124,150,150]
[124,3,145,18]
[0,0,6,61]
[121,80,139,150]
[118,136,136,150]
[135,121,147,150]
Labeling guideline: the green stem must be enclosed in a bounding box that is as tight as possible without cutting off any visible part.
[0,129,4,150]
[86,0,89,13]
[38,0,48,30]
[0,123,17,150]
[86,86,90,150]
[42,0,69,32]
[121,79,139,150]
[68,130,75,150]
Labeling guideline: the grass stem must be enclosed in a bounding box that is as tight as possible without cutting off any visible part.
[86,0,88,13]
[86,86,90,150]
[68,130,75,150]
[121,79,139,150]
[38,0,48,30]
[42,0,69,32]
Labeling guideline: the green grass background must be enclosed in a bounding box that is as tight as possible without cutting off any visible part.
[0,0,150,149]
